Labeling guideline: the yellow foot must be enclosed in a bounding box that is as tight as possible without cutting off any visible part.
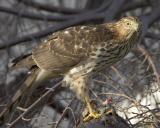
[83,111,101,122]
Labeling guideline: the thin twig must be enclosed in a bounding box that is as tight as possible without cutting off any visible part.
[137,45,160,86]
[54,97,76,128]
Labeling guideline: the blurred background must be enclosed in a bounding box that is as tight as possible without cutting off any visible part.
[0,0,160,128]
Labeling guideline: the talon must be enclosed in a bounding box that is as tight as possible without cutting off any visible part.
[83,95,101,122]
[83,111,101,122]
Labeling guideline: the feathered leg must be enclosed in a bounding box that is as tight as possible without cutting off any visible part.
[66,75,101,122]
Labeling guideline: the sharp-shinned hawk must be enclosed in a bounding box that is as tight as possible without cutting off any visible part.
[0,16,142,122]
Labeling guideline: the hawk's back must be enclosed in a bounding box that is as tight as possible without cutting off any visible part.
[32,24,113,74]
[32,17,142,79]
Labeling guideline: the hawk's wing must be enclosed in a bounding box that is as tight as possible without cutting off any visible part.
[32,25,109,73]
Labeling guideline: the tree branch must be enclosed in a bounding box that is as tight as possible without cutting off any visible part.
[122,1,150,12]
[146,32,160,40]
[140,4,160,34]
[137,45,160,86]
[0,6,70,22]
[104,0,126,21]
[17,0,84,14]
[0,1,111,23]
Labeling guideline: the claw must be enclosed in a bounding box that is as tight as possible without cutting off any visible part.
[83,95,102,122]
[83,111,101,122]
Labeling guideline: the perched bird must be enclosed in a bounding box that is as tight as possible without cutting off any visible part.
[0,16,142,123]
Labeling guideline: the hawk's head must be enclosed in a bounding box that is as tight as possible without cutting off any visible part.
[114,16,142,41]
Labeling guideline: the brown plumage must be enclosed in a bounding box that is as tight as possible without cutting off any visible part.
[0,16,142,123]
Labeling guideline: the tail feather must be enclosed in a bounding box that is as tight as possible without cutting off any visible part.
[0,68,39,122]
[0,68,57,124]
[0,52,58,124]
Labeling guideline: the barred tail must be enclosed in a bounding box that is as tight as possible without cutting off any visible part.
[0,68,40,123]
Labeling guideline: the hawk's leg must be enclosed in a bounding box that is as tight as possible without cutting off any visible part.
[65,75,101,122]
[83,95,101,122]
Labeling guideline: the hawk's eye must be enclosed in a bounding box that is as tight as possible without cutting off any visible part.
[126,22,131,26]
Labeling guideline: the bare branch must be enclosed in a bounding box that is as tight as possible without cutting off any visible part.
[104,0,126,21]
[0,6,70,21]
[146,32,160,40]
[137,45,160,86]
[54,98,76,128]
[122,1,150,12]
[17,0,84,14]
[140,4,160,33]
